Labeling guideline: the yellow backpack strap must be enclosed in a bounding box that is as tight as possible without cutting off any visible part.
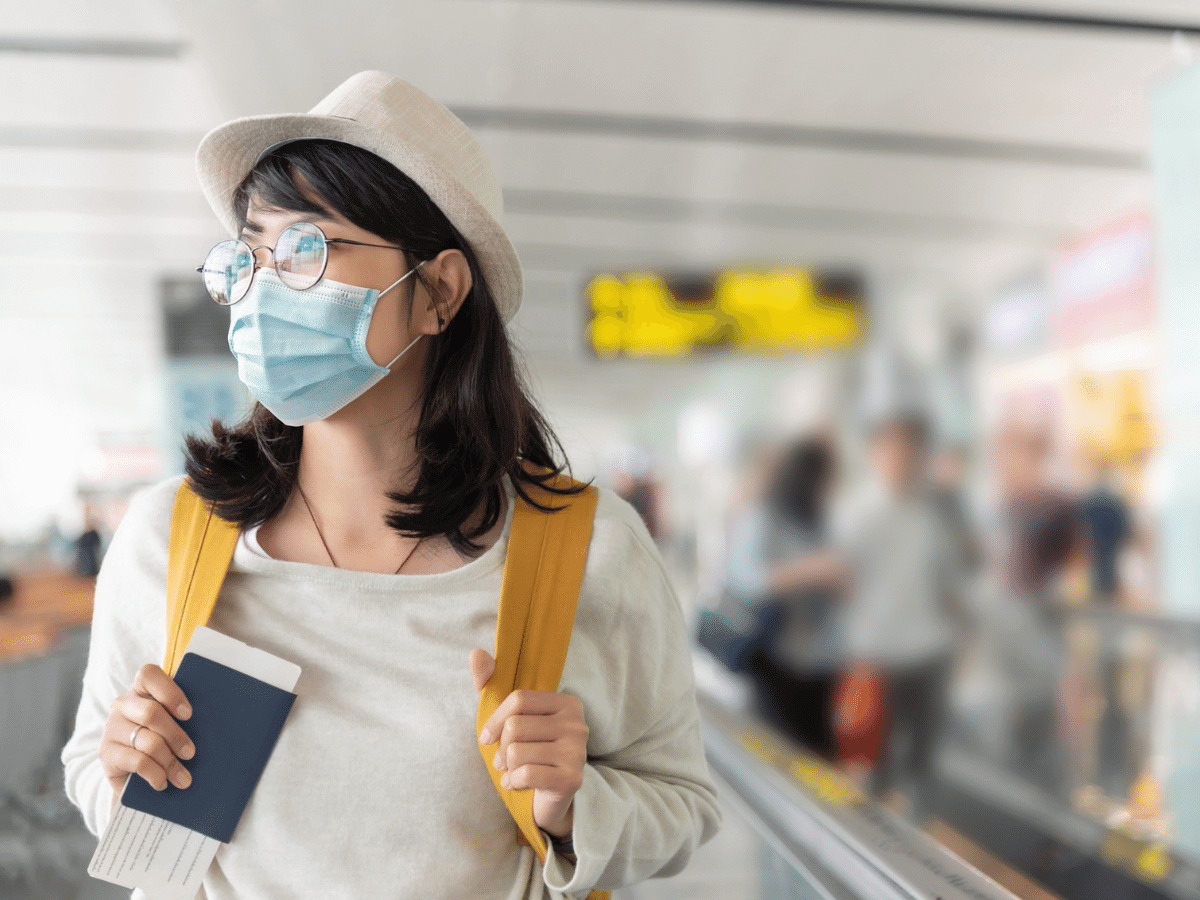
[163,480,241,676]
[476,474,608,900]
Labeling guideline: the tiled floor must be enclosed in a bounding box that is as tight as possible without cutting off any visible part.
[622,789,822,900]
[0,798,115,900]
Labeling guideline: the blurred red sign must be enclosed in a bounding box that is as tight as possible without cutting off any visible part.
[1054,211,1154,349]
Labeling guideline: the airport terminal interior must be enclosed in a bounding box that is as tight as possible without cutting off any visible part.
[6,0,1200,898]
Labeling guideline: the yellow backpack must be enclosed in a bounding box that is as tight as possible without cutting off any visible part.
[163,476,608,900]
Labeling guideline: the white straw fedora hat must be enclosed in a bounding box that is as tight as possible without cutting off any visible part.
[195,70,523,322]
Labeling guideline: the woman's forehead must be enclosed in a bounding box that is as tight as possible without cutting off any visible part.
[242,194,346,237]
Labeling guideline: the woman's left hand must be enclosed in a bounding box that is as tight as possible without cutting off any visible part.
[471,649,588,839]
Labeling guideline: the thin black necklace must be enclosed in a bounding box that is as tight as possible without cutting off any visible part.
[295,482,420,575]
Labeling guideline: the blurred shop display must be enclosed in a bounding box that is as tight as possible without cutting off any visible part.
[159,275,252,476]
[963,206,1183,878]
[980,210,1159,608]
[1055,212,1153,351]
[587,268,865,357]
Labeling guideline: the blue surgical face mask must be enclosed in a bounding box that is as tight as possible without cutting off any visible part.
[227,265,424,426]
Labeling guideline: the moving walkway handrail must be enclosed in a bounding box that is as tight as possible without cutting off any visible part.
[1061,603,1200,643]
[699,688,1020,900]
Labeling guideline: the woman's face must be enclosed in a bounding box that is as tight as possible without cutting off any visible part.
[241,189,419,369]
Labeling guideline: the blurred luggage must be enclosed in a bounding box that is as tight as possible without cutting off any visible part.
[832,664,888,763]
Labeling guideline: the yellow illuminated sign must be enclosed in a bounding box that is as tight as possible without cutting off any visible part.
[588,268,864,357]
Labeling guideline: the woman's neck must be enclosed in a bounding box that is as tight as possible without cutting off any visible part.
[258,350,505,572]
[290,354,425,542]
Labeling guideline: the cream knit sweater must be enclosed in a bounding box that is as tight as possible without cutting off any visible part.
[62,475,721,899]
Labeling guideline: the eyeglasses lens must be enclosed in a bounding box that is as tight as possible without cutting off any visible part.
[200,222,328,303]
[202,240,255,305]
[274,222,325,291]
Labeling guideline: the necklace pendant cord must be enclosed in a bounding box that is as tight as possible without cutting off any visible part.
[295,482,420,574]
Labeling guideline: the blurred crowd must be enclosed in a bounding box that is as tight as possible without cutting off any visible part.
[664,355,1158,828]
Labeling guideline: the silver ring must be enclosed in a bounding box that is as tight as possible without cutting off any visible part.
[129,724,145,749]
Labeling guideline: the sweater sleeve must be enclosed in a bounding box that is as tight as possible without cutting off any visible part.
[542,491,722,895]
[61,476,182,836]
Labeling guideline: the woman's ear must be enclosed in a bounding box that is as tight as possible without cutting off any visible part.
[414,249,472,335]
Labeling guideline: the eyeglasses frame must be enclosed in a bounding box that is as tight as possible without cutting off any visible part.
[196,222,411,305]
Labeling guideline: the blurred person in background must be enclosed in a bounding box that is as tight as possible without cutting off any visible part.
[1077,457,1131,604]
[73,504,104,578]
[1076,453,1138,800]
[724,436,847,758]
[928,441,983,579]
[974,412,1085,796]
[612,454,669,545]
[836,405,969,822]
[987,410,1071,593]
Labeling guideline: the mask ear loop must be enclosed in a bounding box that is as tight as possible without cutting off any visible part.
[383,332,424,370]
[378,259,430,370]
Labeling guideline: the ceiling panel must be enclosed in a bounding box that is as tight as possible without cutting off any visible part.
[0,56,221,132]
[0,0,1181,391]
[479,129,1148,229]
[0,147,199,191]
[0,0,182,40]
[170,0,1180,150]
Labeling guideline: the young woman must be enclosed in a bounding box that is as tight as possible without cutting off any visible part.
[724,437,847,758]
[62,71,720,899]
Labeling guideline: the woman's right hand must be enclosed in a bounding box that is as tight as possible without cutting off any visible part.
[99,663,195,798]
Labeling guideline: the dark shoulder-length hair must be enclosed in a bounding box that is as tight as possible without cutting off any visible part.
[767,438,834,531]
[184,138,578,554]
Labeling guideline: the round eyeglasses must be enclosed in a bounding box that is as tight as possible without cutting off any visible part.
[196,222,408,305]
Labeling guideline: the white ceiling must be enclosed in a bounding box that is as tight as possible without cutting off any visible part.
[1,0,1192,417]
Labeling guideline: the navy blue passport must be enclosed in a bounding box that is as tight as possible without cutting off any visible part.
[122,652,297,843]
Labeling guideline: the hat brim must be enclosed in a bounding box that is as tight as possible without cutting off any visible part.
[196,112,523,323]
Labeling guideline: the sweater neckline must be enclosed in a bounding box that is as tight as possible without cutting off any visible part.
[230,476,516,591]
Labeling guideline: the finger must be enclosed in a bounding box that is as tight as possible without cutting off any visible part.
[502,738,585,775]
[102,742,173,792]
[469,649,496,694]
[132,663,192,720]
[492,716,567,770]
[132,726,193,789]
[480,689,567,745]
[111,694,195,760]
[502,763,583,794]
[496,711,587,769]
[101,715,193,790]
